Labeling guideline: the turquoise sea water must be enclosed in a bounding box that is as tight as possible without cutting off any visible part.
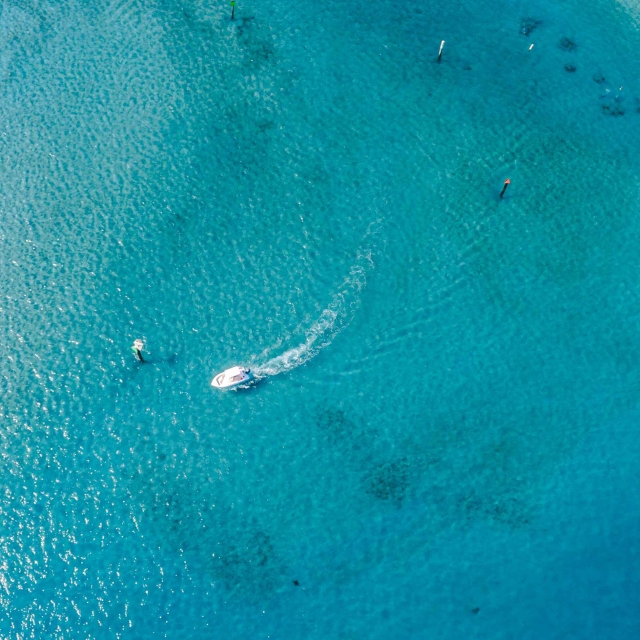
[2,0,640,637]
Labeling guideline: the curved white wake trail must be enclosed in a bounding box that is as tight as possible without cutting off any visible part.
[253,225,380,378]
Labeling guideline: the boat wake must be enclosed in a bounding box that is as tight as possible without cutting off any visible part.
[252,223,380,379]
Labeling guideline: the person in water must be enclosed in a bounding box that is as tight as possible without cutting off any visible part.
[132,339,144,362]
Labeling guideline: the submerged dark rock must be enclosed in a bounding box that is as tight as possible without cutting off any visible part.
[471,607,480,614]
[316,408,349,441]
[564,64,577,73]
[558,37,577,51]
[457,491,531,527]
[592,74,606,84]
[236,16,256,37]
[602,104,625,116]
[366,458,409,503]
[601,91,625,116]
[520,18,542,36]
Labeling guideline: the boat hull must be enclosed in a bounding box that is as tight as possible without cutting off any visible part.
[211,366,252,390]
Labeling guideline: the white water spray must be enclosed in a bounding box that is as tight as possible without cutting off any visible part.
[253,224,380,378]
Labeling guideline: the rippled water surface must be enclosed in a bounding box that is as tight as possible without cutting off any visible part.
[2,0,640,637]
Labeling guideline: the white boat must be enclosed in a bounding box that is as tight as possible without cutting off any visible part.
[211,366,252,390]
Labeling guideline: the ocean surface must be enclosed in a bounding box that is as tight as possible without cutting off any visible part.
[1,0,640,637]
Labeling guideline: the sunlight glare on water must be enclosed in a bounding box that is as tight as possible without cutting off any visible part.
[1,0,640,637]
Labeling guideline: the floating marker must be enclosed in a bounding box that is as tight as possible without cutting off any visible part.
[500,178,511,199]
[438,40,445,63]
[529,44,534,51]
[132,339,145,362]
[230,0,235,20]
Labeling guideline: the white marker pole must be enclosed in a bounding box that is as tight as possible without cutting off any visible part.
[438,40,445,63]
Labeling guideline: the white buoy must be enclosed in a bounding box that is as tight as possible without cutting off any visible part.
[438,40,445,62]
[529,44,534,51]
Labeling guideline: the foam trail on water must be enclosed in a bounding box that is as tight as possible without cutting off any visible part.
[253,223,380,378]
